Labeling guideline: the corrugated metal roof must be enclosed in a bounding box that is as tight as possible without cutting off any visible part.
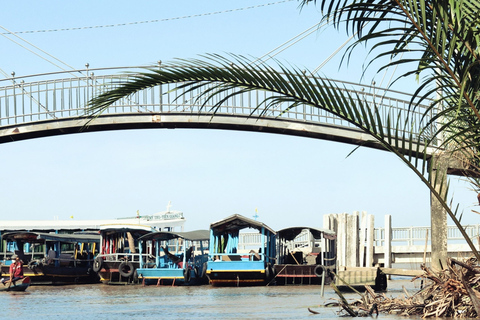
[0,217,185,231]
[210,214,275,234]
[276,227,336,241]
[138,230,210,241]
[2,231,100,243]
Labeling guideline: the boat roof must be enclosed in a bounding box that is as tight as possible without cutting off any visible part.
[0,215,185,232]
[210,214,275,234]
[138,230,210,241]
[2,231,100,243]
[99,223,156,234]
[276,227,336,241]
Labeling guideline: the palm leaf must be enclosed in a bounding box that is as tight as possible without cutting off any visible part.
[87,54,480,259]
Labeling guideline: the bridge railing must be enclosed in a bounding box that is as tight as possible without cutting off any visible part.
[241,224,480,250]
[0,66,436,147]
[374,225,480,246]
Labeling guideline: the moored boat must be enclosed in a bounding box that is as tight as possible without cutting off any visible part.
[136,230,210,286]
[0,276,31,292]
[274,227,336,285]
[205,214,276,286]
[0,232,100,285]
[93,224,156,284]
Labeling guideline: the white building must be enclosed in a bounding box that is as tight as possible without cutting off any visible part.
[0,207,186,234]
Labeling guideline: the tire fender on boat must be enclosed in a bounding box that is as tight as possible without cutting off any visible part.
[27,260,38,270]
[200,262,207,280]
[119,261,134,278]
[92,256,103,273]
[193,266,199,279]
[314,265,325,278]
[184,267,191,283]
[265,263,274,280]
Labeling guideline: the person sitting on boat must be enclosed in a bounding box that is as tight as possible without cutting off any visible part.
[46,248,56,265]
[162,247,183,267]
[185,246,194,262]
[1,255,24,285]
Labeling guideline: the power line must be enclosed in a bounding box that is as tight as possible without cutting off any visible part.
[4,1,294,35]
[253,23,324,66]
[0,26,76,73]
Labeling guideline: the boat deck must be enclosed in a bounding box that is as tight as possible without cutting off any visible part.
[274,264,333,285]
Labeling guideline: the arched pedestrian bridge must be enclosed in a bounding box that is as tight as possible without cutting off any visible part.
[0,66,435,156]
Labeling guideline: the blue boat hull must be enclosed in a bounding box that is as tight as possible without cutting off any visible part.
[137,267,206,286]
[206,261,273,286]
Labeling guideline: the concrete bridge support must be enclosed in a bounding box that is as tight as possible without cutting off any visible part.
[429,152,451,270]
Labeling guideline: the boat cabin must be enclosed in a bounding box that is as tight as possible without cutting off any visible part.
[1,231,100,284]
[94,224,156,284]
[275,226,336,285]
[136,229,209,285]
[206,214,276,286]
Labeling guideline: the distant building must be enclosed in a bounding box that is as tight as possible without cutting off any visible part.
[0,207,186,234]
[0,203,187,263]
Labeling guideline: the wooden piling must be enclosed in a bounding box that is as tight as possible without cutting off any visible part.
[366,214,374,267]
[384,215,392,269]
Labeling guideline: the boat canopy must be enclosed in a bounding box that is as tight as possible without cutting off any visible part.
[36,233,100,243]
[276,227,336,241]
[2,231,100,243]
[99,223,156,235]
[210,214,275,235]
[138,230,210,242]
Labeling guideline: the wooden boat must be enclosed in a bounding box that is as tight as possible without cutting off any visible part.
[205,214,276,286]
[0,232,100,285]
[93,224,156,284]
[0,276,31,292]
[274,227,336,285]
[136,230,209,286]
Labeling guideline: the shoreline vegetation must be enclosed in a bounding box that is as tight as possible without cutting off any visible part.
[319,258,480,318]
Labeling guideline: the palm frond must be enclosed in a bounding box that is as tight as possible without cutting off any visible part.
[88,0,480,259]
[87,53,480,259]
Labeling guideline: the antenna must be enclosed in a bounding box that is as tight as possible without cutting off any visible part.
[253,208,259,221]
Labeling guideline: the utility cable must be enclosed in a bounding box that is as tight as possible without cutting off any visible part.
[0,25,80,76]
[312,33,355,74]
[3,1,294,35]
[0,2,296,114]
[253,22,325,66]
[0,25,151,115]
[0,68,10,79]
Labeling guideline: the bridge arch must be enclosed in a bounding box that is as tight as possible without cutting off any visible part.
[0,113,385,151]
[0,67,433,157]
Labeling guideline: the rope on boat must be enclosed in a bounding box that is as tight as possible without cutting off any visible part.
[289,251,301,265]
[266,265,287,286]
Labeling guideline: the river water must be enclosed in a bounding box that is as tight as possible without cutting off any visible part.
[2,279,433,319]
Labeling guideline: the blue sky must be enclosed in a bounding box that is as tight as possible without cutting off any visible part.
[0,0,477,231]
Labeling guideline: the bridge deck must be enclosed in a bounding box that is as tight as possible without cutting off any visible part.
[0,66,436,157]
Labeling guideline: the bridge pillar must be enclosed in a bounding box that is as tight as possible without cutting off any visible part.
[430,152,449,270]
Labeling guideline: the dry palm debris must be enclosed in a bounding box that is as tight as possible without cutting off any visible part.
[328,258,480,318]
